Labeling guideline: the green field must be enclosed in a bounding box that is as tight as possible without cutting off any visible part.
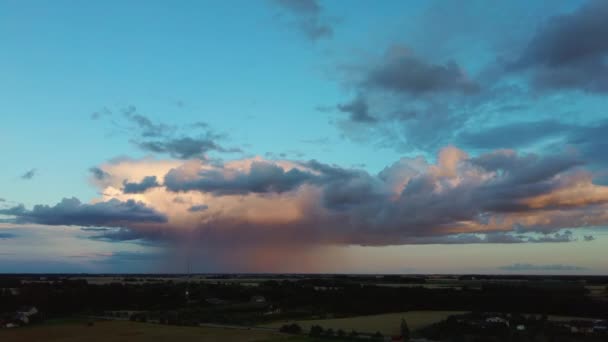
[261,310,466,336]
[0,320,284,342]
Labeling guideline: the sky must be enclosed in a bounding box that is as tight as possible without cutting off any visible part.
[1,0,608,274]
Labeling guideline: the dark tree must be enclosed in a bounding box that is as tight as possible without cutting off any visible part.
[279,323,302,334]
[309,325,324,337]
[401,317,410,341]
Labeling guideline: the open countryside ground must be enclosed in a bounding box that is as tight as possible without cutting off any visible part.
[261,310,467,336]
[585,285,608,300]
[0,320,287,342]
[548,315,605,322]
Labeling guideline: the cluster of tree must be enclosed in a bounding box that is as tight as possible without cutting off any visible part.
[308,324,381,340]
[129,312,148,323]
[279,323,302,334]
[401,318,410,341]
[419,313,607,342]
[259,280,606,319]
[456,275,608,283]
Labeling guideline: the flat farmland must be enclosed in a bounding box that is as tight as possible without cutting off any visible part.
[585,285,608,299]
[0,320,282,342]
[261,310,466,335]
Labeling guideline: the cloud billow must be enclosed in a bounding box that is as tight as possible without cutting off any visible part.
[165,161,320,195]
[123,176,160,194]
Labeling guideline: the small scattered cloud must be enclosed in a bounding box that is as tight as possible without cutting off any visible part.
[171,99,186,108]
[526,231,576,243]
[301,137,330,145]
[20,169,37,180]
[499,263,587,272]
[136,136,241,160]
[314,105,334,113]
[122,105,175,138]
[90,107,111,120]
[93,105,242,160]
[409,230,580,245]
[272,0,334,41]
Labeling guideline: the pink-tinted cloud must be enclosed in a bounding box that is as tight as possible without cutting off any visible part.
[73,147,608,247]
[5,147,608,250]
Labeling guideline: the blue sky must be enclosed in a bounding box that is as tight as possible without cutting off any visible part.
[1,0,608,273]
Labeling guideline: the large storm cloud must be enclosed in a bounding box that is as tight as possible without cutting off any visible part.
[30,147,603,247]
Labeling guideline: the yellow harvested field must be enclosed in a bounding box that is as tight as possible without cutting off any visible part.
[0,320,281,342]
[261,310,466,335]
